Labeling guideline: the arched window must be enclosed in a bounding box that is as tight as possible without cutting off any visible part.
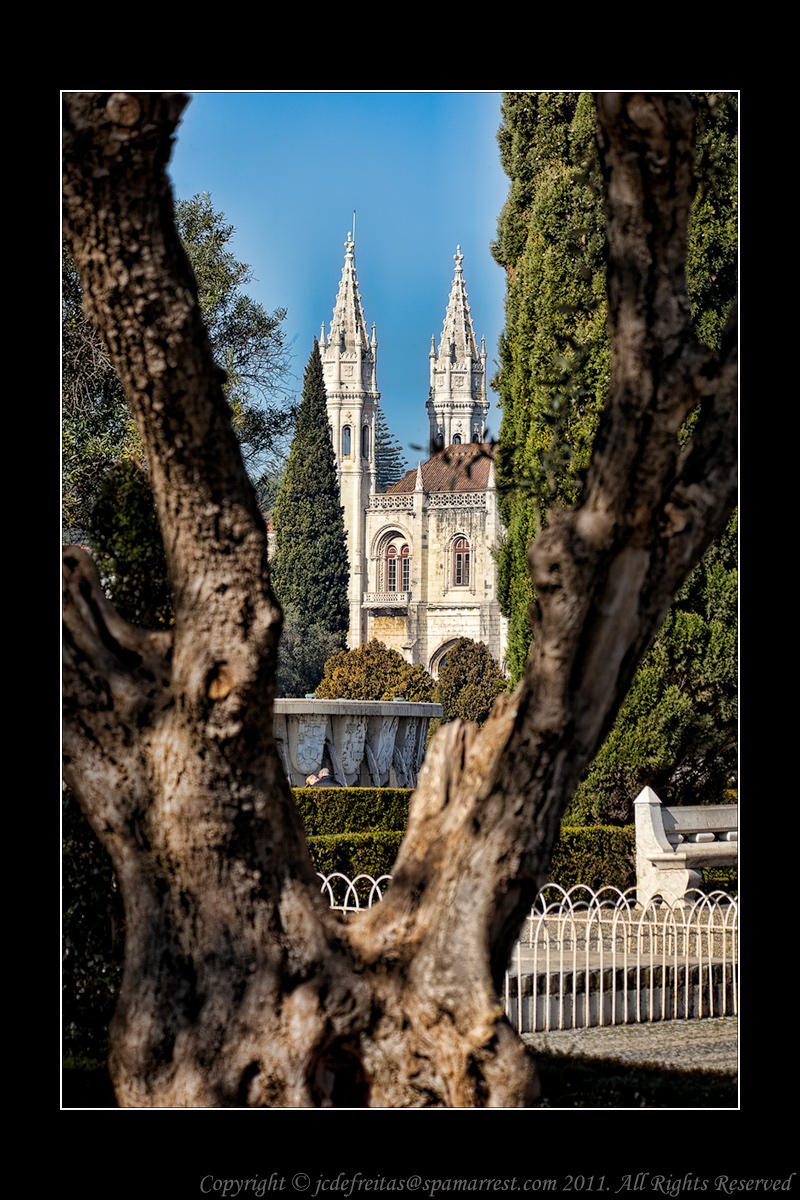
[342,425,351,457]
[384,538,410,593]
[452,433,462,445]
[386,545,398,592]
[362,425,370,458]
[453,537,470,587]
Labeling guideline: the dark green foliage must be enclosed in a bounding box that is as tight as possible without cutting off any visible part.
[307,831,404,882]
[62,246,137,544]
[492,92,610,685]
[293,787,411,835]
[434,638,507,726]
[276,602,349,698]
[87,461,173,629]
[374,404,408,491]
[316,639,435,703]
[493,91,738,815]
[62,789,124,1061]
[565,512,738,825]
[270,342,350,657]
[546,826,636,895]
[686,94,739,351]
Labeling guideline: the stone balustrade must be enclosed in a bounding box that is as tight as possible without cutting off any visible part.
[362,591,411,608]
[273,698,442,788]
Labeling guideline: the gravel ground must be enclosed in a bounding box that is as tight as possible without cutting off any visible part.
[522,1016,738,1075]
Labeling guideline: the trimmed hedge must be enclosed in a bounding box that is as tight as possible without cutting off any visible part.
[294,788,410,836]
[307,831,404,880]
[306,822,637,894]
[549,825,635,894]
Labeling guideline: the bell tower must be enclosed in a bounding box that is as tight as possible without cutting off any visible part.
[426,246,489,450]
[320,230,379,648]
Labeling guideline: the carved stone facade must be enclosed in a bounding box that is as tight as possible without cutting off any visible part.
[318,235,508,677]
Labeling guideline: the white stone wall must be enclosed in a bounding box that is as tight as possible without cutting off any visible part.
[358,489,507,673]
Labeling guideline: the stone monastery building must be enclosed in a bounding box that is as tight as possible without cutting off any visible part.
[319,232,507,677]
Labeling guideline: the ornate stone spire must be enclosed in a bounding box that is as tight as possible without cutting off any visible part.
[438,245,479,362]
[328,231,370,354]
[426,246,489,448]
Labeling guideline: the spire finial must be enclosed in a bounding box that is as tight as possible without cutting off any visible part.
[454,245,464,272]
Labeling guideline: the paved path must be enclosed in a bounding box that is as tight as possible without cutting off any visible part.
[522,1016,738,1075]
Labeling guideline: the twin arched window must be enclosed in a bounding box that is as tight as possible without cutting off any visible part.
[341,424,370,459]
[385,541,410,592]
[453,537,470,587]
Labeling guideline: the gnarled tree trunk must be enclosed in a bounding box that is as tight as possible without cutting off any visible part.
[62,91,737,1107]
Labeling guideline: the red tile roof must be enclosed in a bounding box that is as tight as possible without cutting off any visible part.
[386,442,497,494]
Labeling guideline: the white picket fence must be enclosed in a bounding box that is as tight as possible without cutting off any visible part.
[316,874,738,1033]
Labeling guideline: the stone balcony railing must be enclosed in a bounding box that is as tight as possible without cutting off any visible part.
[362,591,411,608]
[273,698,442,788]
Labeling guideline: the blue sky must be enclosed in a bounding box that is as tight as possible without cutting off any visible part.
[167,91,510,464]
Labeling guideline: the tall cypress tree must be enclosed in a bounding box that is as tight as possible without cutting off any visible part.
[493,92,738,818]
[492,92,610,685]
[270,341,350,646]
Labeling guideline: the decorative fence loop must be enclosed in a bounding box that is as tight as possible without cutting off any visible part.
[317,874,738,1032]
[317,872,392,912]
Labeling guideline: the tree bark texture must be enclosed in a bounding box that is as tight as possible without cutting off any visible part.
[62,92,737,1107]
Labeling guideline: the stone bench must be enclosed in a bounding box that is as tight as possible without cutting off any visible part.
[634,786,738,907]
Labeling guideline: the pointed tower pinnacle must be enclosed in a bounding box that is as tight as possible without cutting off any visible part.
[319,226,381,652]
[328,231,370,354]
[438,245,479,362]
[426,246,489,448]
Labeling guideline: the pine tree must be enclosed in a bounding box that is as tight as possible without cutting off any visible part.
[374,403,408,491]
[270,341,350,649]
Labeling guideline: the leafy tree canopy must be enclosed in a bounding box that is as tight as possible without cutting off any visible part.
[316,639,435,703]
[88,461,174,629]
[174,193,296,480]
[63,192,295,542]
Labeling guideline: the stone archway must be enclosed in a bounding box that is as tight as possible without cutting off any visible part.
[428,637,461,681]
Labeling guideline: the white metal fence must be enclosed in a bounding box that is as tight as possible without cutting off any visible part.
[316,874,738,1033]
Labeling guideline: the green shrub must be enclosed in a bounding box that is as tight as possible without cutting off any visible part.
[316,639,435,703]
[307,831,403,881]
[547,826,636,894]
[293,787,411,836]
[434,638,507,726]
